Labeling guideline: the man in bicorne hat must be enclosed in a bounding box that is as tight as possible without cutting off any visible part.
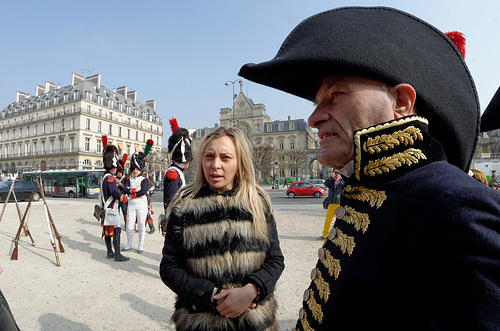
[239,6,500,329]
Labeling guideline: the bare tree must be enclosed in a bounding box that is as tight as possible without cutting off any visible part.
[280,148,308,178]
[253,144,275,178]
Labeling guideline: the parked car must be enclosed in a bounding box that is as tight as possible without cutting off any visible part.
[0,180,41,202]
[286,181,325,198]
[308,179,326,190]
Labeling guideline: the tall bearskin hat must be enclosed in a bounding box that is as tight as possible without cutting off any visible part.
[480,87,500,132]
[239,7,479,172]
[129,139,154,173]
[102,135,119,171]
[168,118,192,163]
[117,154,127,173]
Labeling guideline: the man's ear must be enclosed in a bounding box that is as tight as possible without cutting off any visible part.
[392,84,417,119]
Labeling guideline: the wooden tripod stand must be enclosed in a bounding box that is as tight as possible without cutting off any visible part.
[0,180,36,246]
[10,170,65,266]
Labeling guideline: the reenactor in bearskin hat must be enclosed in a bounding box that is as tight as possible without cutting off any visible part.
[122,140,153,253]
[115,155,129,228]
[239,6,500,330]
[100,136,129,261]
[161,118,192,235]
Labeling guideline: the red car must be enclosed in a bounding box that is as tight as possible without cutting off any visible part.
[286,181,325,198]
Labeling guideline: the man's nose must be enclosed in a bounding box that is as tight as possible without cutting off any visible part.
[308,104,327,128]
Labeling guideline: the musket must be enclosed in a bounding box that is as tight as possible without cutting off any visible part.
[38,175,64,254]
[11,186,36,261]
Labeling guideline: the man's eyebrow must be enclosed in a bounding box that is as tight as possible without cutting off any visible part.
[313,78,344,105]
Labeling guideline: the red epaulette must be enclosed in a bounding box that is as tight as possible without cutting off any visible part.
[146,177,150,182]
[166,169,178,180]
[107,176,115,183]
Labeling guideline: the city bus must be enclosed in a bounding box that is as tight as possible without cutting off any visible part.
[22,169,105,199]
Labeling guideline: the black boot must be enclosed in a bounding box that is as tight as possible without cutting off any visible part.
[113,228,130,262]
[148,223,155,234]
[105,236,115,259]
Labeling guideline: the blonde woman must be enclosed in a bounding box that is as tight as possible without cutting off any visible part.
[159,127,284,331]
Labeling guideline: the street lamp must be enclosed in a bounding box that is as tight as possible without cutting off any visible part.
[59,126,65,169]
[225,79,242,127]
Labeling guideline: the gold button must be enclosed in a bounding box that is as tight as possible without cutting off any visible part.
[328,228,337,240]
[303,289,310,301]
[335,206,346,219]
[318,247,325,260]
[310,268,317,280]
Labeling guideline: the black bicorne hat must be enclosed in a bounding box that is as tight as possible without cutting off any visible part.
[168,118,192,164]
[130,152,145,173]
[239,6,480,172]
[480,87,500,132]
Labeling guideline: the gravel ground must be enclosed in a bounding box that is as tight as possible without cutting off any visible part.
[0,196,325,330]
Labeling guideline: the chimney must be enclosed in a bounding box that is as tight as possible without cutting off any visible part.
[45,81,55,92]
[86,73,101,88]
[71,72,84,85]
[127,90,137,102]
[146,99,156,110]
[16,91,31,102]
[35,84,45,96]
[117,86,127,97]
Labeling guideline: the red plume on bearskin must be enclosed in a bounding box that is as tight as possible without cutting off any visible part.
[445,31,466,58]
[102,135,108,148]
[144,139,154,158]
[122,153,128,164]
[170,118,179,133]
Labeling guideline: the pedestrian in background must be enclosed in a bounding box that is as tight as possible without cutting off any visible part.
[317,170,344,240]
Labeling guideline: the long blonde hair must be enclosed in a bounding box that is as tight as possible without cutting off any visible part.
[171,127,272,240]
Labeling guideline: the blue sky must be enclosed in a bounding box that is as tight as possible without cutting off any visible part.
[1,0,499,147]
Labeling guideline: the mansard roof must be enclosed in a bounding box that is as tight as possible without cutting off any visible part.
[0,80,161,125]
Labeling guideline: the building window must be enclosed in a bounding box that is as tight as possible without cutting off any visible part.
[33,142,37,155]
[86,119,91,130]
[98,121,102,133]
[85,91,91,101]
[97,140,102,153]
[127,129,130,138]
[41,141,46,153]
[118,127,122,137]
[34,125,37,136]
[61,119,65,131]
[26,126,30,137]
[290,122,295,130]
[108,124,112,135]
[70,137,75,152]
[19,128,22,138]
[50,140,55,153]
[279,123,284,131]
[257,125,261,132]
[72,104,76,113]
[43,124,46,134]
[98,109,102,117]
[290,140,295,149]
[290,170,296,178]
[87,105,91,113]
[279,170,285,178]
[267,124,272,132]
[85,137,90,152]
[52,122,55,133]
[109,112,113,120]
[136,131,138,140]
[279,140,284,150]
[71,118,76,130]
[127,118,131,125]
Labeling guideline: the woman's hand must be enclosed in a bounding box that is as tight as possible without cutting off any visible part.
[213,284,259,318]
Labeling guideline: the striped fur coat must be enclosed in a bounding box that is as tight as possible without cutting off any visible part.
[159,185,285,331]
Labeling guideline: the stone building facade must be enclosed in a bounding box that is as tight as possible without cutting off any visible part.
[192,84,325,179]
[0,73,162,175]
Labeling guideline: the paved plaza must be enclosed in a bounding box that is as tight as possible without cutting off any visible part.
[0,195,326,330]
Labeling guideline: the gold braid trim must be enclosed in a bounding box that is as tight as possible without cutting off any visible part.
[343,206,370,233]
[307,289,323,323]
[301,311,314,331]
[363,126,424,154]
[343,185,387,209]
[364,148,427,177]
[313,269,330,302]
[321,249,341,280]
[332,229,355,256]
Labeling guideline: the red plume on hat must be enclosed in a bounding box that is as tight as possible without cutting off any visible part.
[102,135,108,148]
[122,153,128,164]
[170,118,179,133]
[445,31,466,58]
[144,139,154,158]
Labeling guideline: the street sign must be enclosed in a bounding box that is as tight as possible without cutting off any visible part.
[274,166,279,171]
